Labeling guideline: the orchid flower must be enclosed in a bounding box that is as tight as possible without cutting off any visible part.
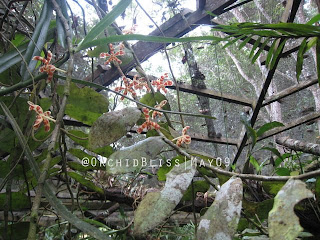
[32,51,56,83]
[100,43,125,65]
[27,101,55,132]
[151,73,173,93]
[136,107,161,134]
[114,76,137,100]
[152,100,167,119]
[173,126,191,147]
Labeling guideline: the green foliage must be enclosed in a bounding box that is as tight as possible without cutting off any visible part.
[157,155,185,181]
[182,180,210,201]
[212,20,320,81]
[57,82,109,125]
[0,192,31,210]
[68,172,104,194]
[77,0,132,51]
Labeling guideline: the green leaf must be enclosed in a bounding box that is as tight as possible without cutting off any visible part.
[307,14,320,25]
[182,180,210,201]
[222,34,246,49]
[249,156,261,173]
[20,0,53,80]
[261,147,283,160]
[296,38,308,81]
[238,35,253,50]
[276,167,291,176]
[249,36,262,59]
[275,152,292,167]
[251,37,270,64]
[157,156,185,181]
[0,96,29,127]
[139,92,171,110]
[270,39,286,69]
[306,37,317,52]
[66,130,89,148]
[77,34,222,51]
[57,82,109,125]
[266,40,277,67]
[69,148,96,161]
[262,181,285,195]
[0,192,31,210]
[68,148,105,171]
[268,179,313,240]
[68,172,104,194]
[78,0,132,50]
[0,43,28,74]
[256,121,284,137]
[55,0,69,49]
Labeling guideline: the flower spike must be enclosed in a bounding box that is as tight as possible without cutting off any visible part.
[136,107,161,134]
[173,126,191,147]
[132,75,151,92]
[152,100,167,119]
[114,76,137,100]
[27,101,55,132]
[100,43,125,65]
[151,73,173,93]
[32,51,56,83]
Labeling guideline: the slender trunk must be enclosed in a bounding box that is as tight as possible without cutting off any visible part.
[182,42,217,138]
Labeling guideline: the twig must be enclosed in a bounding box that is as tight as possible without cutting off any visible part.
[135,0,185,127]
[157,130,320,181]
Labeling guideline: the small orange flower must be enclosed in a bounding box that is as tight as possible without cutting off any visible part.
[152,100,167,119]
[33,51,56,83]
[136,107,161,134]
[27,101,55,132]
[114,76,137,100]
[151,73,173,93]
[100,43,125,65]
[173,126,191,147]
[132,75,151,92]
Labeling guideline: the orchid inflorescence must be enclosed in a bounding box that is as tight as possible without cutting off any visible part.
[100,43,125,65]
[152,100,167,119]
[136,100,167,133]
[172,126,191,147]
[132,75,151,92]
[32,51,56,83]
[151,73,173,93]
[27,101,55,132]
[136,107,161,134]
[114,76,137,100]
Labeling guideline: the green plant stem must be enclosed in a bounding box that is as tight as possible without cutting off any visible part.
[27,1,74,239]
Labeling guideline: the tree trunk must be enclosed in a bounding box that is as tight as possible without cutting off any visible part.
[182,42,217,138]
